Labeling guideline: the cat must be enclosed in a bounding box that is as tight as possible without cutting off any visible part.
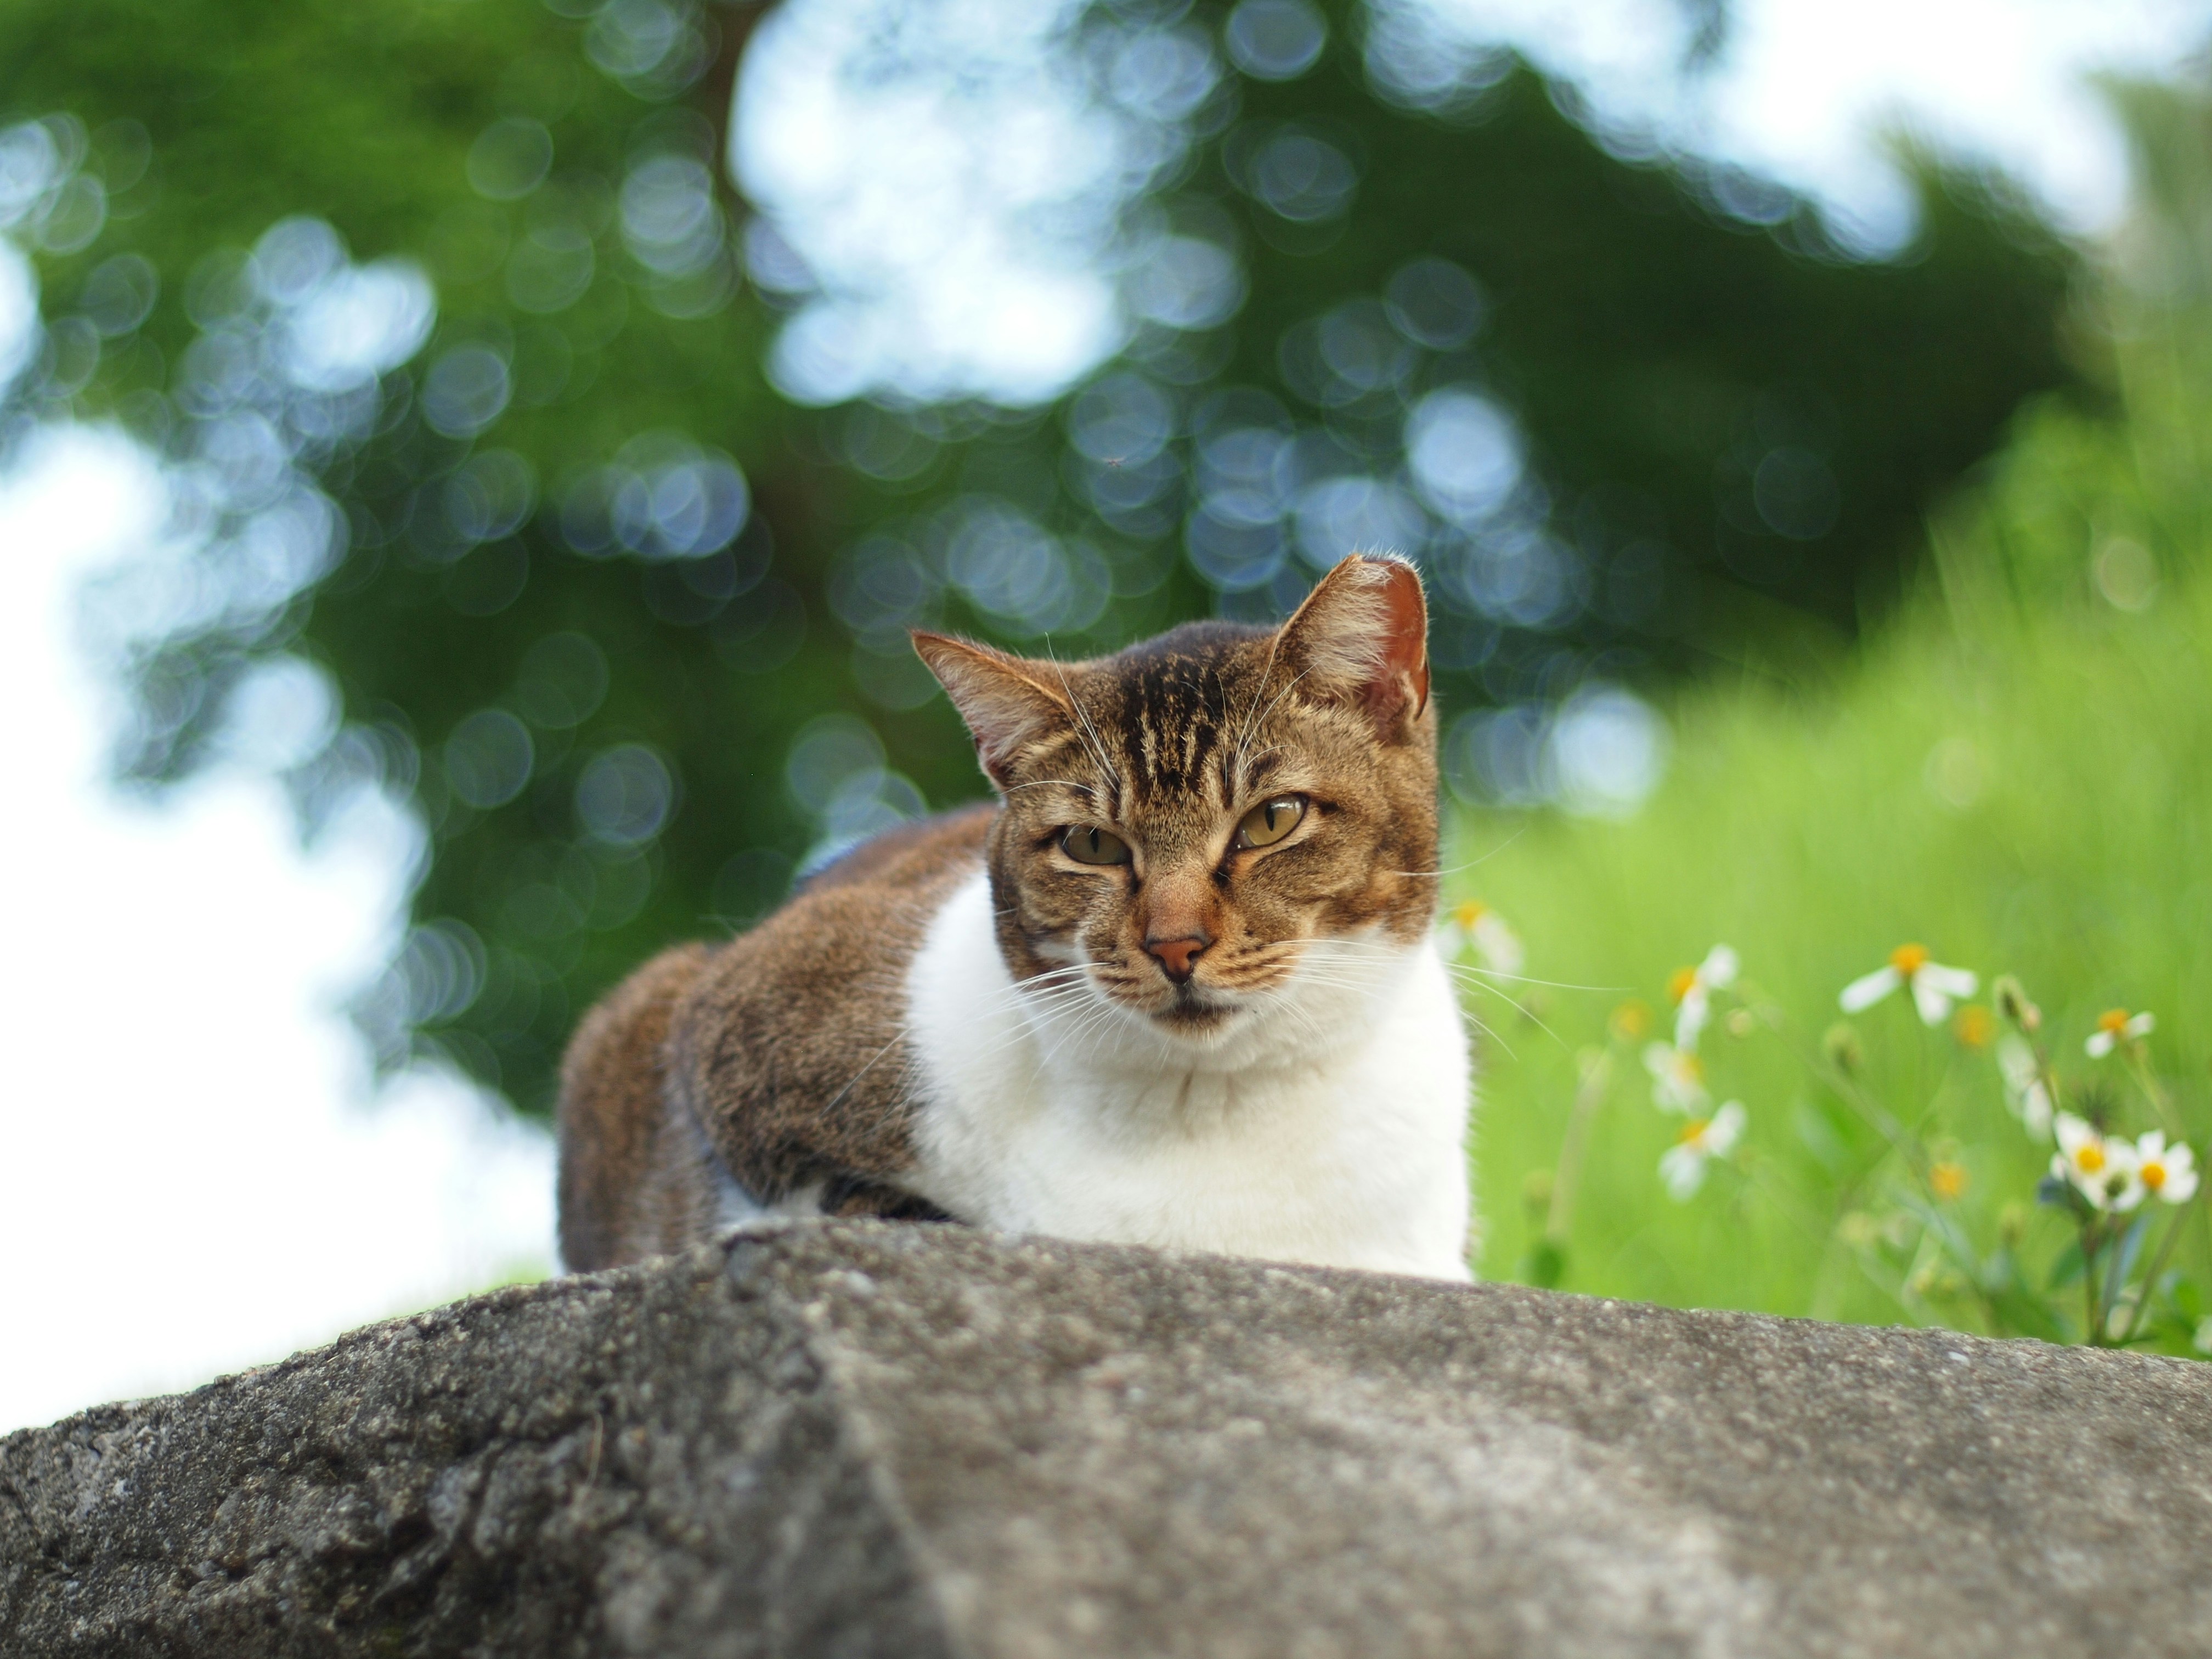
[556,553,1475,1281]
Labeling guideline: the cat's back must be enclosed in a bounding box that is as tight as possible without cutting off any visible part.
[789,800,996,901]
[683,800,995,1058]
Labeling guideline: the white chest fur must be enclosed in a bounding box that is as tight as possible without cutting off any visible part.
[902,870,1474,1280]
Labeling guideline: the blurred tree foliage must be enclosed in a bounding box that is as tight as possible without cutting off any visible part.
[0,0,2082,1115]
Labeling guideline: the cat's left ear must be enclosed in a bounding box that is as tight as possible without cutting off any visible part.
[910,631,1076,789]
[1276,554,1431,736]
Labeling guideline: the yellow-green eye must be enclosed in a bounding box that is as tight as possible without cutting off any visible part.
[1060,824,1131,866]
[1236,795,1305,849]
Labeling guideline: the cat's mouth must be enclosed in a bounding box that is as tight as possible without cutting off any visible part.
[1148,983,1237,1034]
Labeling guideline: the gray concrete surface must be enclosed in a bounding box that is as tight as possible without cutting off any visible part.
[4,1220,2210,1657]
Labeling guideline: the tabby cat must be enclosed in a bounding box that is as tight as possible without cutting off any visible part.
[556,553,1474,1280]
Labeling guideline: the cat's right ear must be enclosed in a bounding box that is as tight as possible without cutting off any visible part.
[1275,554,1431,738]
[911,633,1075,789]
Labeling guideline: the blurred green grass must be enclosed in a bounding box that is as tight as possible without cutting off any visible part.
[1452,373,2212,1343]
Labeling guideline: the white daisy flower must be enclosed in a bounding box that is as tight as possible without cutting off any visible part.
[2050,1112,2141,1212]
[2085,1008,2155,1059]
[1667,944,1739,1051]
[2131,1132,2198,1206]
[1995,1036,2054,1139]
[1660,1101,1746,1201]
[1436,901,1525,977]
[1643,1042,1710,1113]
[1839,943,1978,1025]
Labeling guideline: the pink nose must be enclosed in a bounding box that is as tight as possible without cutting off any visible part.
[1146,934,1210,983]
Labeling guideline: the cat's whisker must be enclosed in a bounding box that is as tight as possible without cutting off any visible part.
[1006,964,1097,992]
[976,970,1098,1029]
[1232,623,1286,780]
[815,1032,906,1120]
[1310,935,1625,997]
[1234,742,1286,774]
[1393,827,1532,881]
[974,996,1092,1045]
[1282,941,1572,1053]
[1453,966,1628,993]
[985,963,1125,1036]
[1280,957,1521,1052]
[1070,996,1140,1059]
[1236,666,1314,783]
[1313,949,1544,1007]
[1265,974,1390,1003]
[1035,991,1133,1071]
[992,989,1091,1025]
[1041,637,1125,797]
[1446,979,1561,1053]
[1458,1010,1519,1061]
[957,992,1099,1069]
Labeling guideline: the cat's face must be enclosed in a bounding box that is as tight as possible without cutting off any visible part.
[916,556,1440,1049]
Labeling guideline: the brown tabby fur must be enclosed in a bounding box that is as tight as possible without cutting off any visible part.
[557,555,1439,1271]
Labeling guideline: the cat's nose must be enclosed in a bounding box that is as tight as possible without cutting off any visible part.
[1145,933,1211,984]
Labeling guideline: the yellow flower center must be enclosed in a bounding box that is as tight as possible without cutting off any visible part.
[2076,1142,2106,1175]
[1610,1000,1652,1040]
[1952,1006,1994,1051]
[1676,1052,1705,1081]
[1667,966,1697,1003]
[1453,901,1486,929]
[2144,1160,2168,1192]
[1889,943,1930,978]
[2097,1008,2131,1036]
[1679,1118,1709,1145]
[1930,1162,1968,1200]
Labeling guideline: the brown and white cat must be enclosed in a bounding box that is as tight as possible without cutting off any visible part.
[556,553,1475,1280]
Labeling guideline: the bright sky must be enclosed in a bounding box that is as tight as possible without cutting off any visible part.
[0,0,2204,1435]
[746,0,2208,403]
[1434,0,2206,252]
[0,420,552,1436]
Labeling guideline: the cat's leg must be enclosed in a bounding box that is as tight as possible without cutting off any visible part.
[663,885,951,1224]
[555,941,719,1270]
[819,1174,957,1222]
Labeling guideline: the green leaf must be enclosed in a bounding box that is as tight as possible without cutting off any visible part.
[2047,1239,2087,1293]
[2104,1212,2153,1313]
[1519,1240,1567,1290]
[1986,1282,2069,1345]
[2168,1274,2204,1324]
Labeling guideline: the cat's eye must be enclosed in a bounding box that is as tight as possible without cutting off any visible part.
[1235,795,1306,849]
[1060,824,1131,866]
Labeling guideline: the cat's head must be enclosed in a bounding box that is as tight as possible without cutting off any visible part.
[913,555,1440,1048]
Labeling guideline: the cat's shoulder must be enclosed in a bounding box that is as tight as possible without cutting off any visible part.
[689,804,996,1011]
[792,801,996,900]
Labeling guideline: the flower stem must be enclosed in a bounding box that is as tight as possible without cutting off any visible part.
[1745,989,1941,1211]
[1545,1043,1612,1248]
[2114,1206,2191,1346]
[2085,1219,2105,1345]
[2126,1046,2184,1141]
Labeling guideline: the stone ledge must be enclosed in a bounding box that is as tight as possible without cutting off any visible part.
[4,1221,2210,1657]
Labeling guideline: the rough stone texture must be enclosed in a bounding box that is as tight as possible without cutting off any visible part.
[5,1223,2212,1658]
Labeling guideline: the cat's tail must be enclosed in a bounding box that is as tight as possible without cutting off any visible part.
[555,941,717,1273]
